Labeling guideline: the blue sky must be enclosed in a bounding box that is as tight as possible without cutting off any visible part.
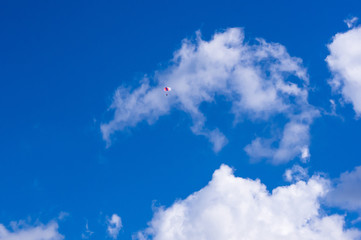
[1,0,361,239]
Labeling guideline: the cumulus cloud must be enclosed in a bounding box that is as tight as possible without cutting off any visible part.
[326,165,361,212]
[0,220,63,240]
[326,26,361,116]
[101,28,318,163]
[107,214,122,239]
[135,165,360,240]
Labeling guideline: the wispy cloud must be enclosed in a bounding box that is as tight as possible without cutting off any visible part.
[244,111,317,164]
[81,221,94,239]
[344,17,359,28]
[101,28,318,163]
[284,164,309,182]
[135,165,360,240]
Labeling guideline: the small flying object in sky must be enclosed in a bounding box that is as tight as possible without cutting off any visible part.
[164,87,171,96]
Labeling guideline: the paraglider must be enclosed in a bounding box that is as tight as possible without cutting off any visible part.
[164,87,171,96]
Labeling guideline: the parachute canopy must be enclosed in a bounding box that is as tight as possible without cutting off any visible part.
[164,87,171,92]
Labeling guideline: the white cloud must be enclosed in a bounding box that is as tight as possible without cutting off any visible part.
[326,165,361,211]
[244,110,318,164]
[0,220,63,240]
[107,214,122,239]
[328,99,337,115]
[301,146,310,160]
[344,17,359,29]
[57,212,69,221]
[326,26,361,116]
[284,164,308,182]
[81,222,93,239]
[135,165,361,240]
[101,28,318,163]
